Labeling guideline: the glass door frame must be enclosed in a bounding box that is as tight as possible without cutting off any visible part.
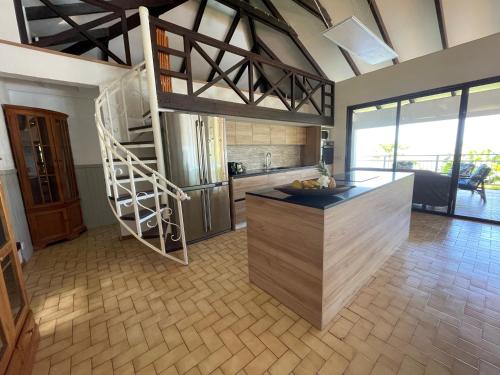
[345,75,500,225]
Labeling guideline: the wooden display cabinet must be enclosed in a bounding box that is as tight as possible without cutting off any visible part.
[0,182,39,375]
[3,105,85,249]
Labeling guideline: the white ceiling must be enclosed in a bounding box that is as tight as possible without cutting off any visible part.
[23,0,500,82]
[272,0,500,81]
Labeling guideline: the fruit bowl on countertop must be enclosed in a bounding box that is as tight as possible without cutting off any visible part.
[275,184,354,196]
[275,177,355,196]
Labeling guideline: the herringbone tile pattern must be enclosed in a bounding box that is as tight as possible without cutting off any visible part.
[26,213,500,375]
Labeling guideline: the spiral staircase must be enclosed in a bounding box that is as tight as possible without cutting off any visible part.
[95,59,190,265]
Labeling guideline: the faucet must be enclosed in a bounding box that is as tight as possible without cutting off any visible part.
[265,152,272,169]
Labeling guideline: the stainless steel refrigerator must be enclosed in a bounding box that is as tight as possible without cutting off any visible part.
[161,112,231,243]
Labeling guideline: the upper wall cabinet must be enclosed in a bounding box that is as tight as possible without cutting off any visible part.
[227,121,308,146]
[226,121,236,144]
[252,124,270,145]
[235,122,253,145]
[270,126,286,145]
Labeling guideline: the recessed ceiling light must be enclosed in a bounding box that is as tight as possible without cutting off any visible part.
[323,16,398,65]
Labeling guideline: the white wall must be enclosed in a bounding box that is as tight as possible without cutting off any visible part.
[0,0,21,42]
[4,79,100,165]
[0,40,128,88]
[334,32,500,173]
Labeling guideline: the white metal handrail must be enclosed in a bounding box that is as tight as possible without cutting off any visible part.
[95,62,190,265]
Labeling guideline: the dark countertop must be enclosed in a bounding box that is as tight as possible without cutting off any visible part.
[246,171,414,210]
[230,165,318,179]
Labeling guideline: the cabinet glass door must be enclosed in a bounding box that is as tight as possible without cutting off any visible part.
[0,196,8,249]
[1,252,25,324]
[52,117,78,200]
[17,114,60,205]
[0,324,5,358]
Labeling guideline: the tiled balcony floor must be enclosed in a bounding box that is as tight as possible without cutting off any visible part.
[27,213,500,375]
[455,189,500,222]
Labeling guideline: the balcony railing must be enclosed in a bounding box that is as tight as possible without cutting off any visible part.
[148,16,335,125]
[354,153,500,186]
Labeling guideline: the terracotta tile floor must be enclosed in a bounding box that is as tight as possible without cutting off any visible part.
[27,212,500,375]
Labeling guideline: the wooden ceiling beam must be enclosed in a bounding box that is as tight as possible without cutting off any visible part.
[62,4,182,57]
[287,0,360,78]
[367,0,398,64]
[181,0,207,73]
[259,0,328,79]
[215,0,296,36]
[290,0,331,27]
[25,0,184,20]
[434,0,448,49]
[207,12,241,81]
[37,0,125,64]
[33,12,117,47]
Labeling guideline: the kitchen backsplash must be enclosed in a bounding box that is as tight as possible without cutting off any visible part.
[227,145,302,170]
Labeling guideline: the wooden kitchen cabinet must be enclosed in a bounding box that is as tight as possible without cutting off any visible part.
[252,124,270,144]
[297,127,307,144]
[270,125,286,144]
[226,121,236,144]
[225,121,308,146]
[235,122,253,145]
[303,127,321,165]
[285,127,297,144]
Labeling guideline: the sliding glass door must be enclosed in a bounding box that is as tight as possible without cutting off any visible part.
[347,77,500,223]
[454,83,500,221]
[350,103,398,170]
[398,92,462,213]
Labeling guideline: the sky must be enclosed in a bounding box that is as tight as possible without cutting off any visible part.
[352,114,500,170]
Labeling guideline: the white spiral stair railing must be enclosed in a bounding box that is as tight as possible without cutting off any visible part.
[95,62,190,265]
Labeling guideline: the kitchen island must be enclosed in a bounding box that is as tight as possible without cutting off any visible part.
[246,171,414,329]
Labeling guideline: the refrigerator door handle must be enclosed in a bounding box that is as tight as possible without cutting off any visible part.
[200,119,209,185]
[195,119,204,185]
[200,189,208,232]
[205,189,212,231]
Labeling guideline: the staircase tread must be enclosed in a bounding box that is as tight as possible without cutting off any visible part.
[120,204,166,220]
[120,141,155,146]
[115,172,153,180]
[108,157,157,162]
[142,227,183,253]
[109,189,155,202]
[129,124,153,131]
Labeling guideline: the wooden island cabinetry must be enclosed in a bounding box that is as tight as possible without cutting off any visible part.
[246,172,414,329]
[229,167,320,228]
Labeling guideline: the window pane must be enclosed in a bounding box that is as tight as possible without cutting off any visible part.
[351,104,397,170]
[455,83,500,221]
[1,252,25,323]
[397,91,462,213]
